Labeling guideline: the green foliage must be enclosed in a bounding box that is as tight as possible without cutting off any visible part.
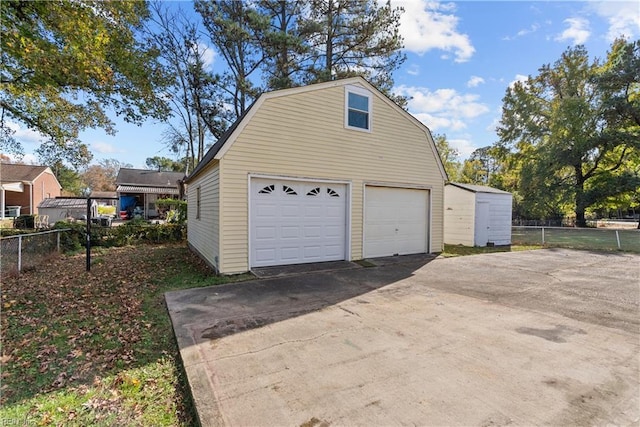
[433,133,460,181]
[156,198,187,223]
[194,0,407,121]
[496,40,640,225]
[145,156,187,173]
[298,0,406,97]
[13,214,35,229]
[51,220,186,252]
[0,0,170,163]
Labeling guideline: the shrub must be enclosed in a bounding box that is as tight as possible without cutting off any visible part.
[52,220,187,251]
[13,215,35,229]
[156,198,187,223]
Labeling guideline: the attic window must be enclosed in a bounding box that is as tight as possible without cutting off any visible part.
[259,185,275,194]
[345,86,371,131]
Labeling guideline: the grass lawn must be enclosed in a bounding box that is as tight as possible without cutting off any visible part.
[512,227,640,253]
[441,243,543,257]
[0,243,252,426]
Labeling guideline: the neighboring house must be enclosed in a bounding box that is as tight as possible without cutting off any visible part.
[115,168,185,219]
[90,191,118,207]
[0,163,62,218]
[185,77,447,274]
[444,183,513,247]
[38,198,98,223]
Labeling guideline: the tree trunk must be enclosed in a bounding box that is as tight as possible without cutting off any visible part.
[574,165,587,227]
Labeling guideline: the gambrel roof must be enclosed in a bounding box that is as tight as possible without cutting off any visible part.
[186,77,447,183]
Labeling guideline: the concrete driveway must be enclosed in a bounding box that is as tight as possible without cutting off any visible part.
[165,249,640,426]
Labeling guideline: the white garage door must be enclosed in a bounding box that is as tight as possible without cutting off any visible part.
[364,186,429,258]
[251,178,347,267]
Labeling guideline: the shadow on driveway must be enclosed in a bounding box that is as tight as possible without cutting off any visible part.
[165,254,435,344]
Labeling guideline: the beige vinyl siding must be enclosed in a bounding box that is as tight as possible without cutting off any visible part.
[218,84,444,273]
[187,162,220,272]
[444,185,476,246]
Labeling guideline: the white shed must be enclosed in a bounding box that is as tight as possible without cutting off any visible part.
[444,183,513,246]
[38,198,98,223]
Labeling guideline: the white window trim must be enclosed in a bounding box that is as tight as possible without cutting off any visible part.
[344,85,372,132]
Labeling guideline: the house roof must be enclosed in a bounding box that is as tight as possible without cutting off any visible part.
[447,182,511,195]
[116,185,179,195]
[186,76,447,183]
[186,103,255,182]
[115,168,185,188]
[90,191,117,199]
[39,198,96,209]
[1,162,52,183]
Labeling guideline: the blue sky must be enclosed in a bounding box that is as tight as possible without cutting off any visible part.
[10,0,640,168]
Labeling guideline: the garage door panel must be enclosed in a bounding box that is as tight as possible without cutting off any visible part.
[255,226,277,240]
[303,225,322,238]
[281,226,300,239]
[255,248,277,263]
[251,178,347,267]
[364,186,429,258]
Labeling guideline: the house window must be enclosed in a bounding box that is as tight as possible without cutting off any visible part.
[327,188,340,198]
[345,86,371,131]
[196,186,201,219]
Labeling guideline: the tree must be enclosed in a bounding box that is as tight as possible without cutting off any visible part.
[55,164,86,197]
[145,156,188,172]
[433,133,460,181]
[459,146,503,186]
[146,3,229,173]
[256,0,307,90]
[497,43,640,227]
[0,1,170,163]
[195,0,267,117]
[82,159,132,192]
[298,0,406,100]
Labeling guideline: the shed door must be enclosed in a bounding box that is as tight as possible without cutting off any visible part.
[475,201,490,246]
[364,186,429,258]
[250,178,347,268]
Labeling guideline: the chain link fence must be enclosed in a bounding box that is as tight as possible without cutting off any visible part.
[512,226,640,253]
[1,229,70,277]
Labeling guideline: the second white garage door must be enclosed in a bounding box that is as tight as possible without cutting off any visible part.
[251,178,347,267]
[364,186,429,258]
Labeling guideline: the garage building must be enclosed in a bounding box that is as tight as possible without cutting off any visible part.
[185,77,447,274]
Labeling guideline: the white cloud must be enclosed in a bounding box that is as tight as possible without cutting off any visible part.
[509,74,529,89]
[198,43,215,70]
[407,64,420,76]
[449,137,477,160]
[589,1,640,41]
[5,121,44,145]
[467,76,485,88]
[555,17,590,45]
[91,142,117,154]
[394,0,475,62]
[189,42,215,71]
[503,23,541,41]
[395,85,490,132]
[5,153,38,164]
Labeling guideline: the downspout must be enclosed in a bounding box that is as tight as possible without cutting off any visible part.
[1,187,5,219]
[29,183,33,215]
